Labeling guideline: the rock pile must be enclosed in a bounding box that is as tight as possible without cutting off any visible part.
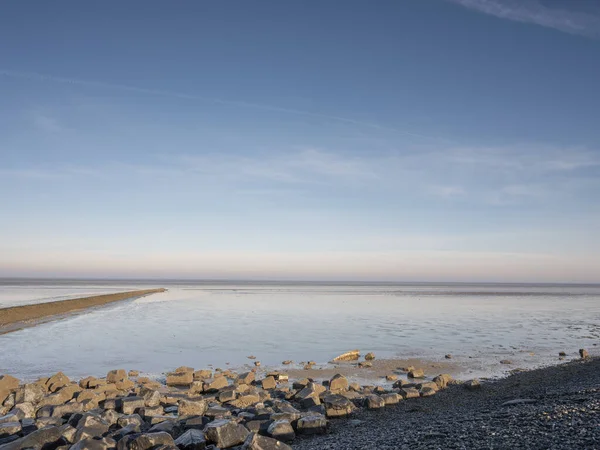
[0,365,452,449]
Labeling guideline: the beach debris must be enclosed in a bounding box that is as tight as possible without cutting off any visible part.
[579,348,590,359]
[364,352,376,361]
[332,350,360,362]
[445,354,452,359]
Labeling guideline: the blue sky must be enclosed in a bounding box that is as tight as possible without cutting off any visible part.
[1,0,599,282]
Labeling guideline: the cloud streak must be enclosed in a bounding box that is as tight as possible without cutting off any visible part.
[0,68,448,142]
[445,0,600,38]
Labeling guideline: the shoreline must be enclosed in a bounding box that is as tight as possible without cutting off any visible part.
[0,289,166,335]
[0,352,596,449]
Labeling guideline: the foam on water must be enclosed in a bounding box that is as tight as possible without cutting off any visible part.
[1,280,599,381]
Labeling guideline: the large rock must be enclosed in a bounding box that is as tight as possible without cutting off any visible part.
[166,372,193,387]
[0,376,19,406]
[0,424,64,450]
[178,398,207,417]
[267,420,294,442]
[142,390,161,408]
[332,350,360,362]
[116,431,176,450]
[46,372,70,393]
[329,374,348,393]
[242,432,292,450]
[433,374,453,389]
[71,437,115,450]
[202,377,228,393]
[235,372,255,386]
[261,377,276,390]
[204,419,249,449]
[230,395,260,409]
[296,414,327,435]
[365,394,385,409]
[38,384,80,407]
[381,393,401,405]
[10,402,35,420]
[407,368,425,378]
[121,397,145,415]
[107,370,128,384]
[193,370,212,381]
[174,429,206,449]
[580,348,590,359]
[14,383,45,405]
[400,387,420,399]
[465,379,481,391]
[364,352,376,361]
[0,422,21,437]
[323,395,354,418]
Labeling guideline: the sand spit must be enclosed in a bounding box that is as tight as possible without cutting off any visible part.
[0,289,166,335]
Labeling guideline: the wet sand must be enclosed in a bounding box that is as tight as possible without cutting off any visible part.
[0,288,166,335]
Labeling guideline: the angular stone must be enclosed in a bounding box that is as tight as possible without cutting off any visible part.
[0,422,21,437]
[38,384,81,407]
[296,414,327,435]
[332,350,360,362]
[46,372,70,393]
[71,437,115,450]
[329,374,348,393]
[420,386,436,397]
[166,372,193,387]
[323,395,354,418]
[242,432,292,450]
[117,431,175,450]
[0,425,64,450]
[218,389,236,403]
[465,379,481,391]
[10,402,35,420]
[193,370,212,381]
[580,348,590,359]
[15,383,45,405]
[400,387,420,399]
[121,397,145,415]
[107,370,128,384]
[407,368,425,378]
[261,377,276,390]
[235,372,255,386]
[117,414,145,430]
[365,394,385,409]
[174,429,207,450]
[364,352,375,361]
[267,420,294,442]
[202,377,228,393]
[142,389,161,408]
[178,398,207,417]
[381,393,401,405]
[0,414,18,425]
[204,419,250,449]
[433,374,453,389]
[0,376,19,406]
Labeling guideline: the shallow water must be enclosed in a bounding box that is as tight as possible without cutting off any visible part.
[1,280,599,381]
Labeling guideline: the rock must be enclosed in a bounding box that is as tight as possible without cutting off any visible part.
[235,372,255,386]
[0,414,18,425]
[10,402,35,420]
[254,361,261,367]
[433,374,453,389]
[420,386,437,397]
[178,398,207,417]
[365,394,385,409]
[297,414,327,435]
[204,419,249,449]
[381,393,401,405]
[0,424,64,450]
[0,422,21,438]
[385,374,398,381]
[364,352,376,361]
[142,390,161,408]
[329,374,348,393]
[46,372,70,392]
[174,429,207,449]
[117,431,176,450]
[407,368,425,378]
[323,395,354,418]
[166,371,193,387]
[267,420,294,442]
[579,348,590,359]
[193,370,212,381]
[242,432,292,450]
[38,384,80,407]
[230,395,260,409]
[261,377,276,390]
[465,379,481,391]
[357,361,372,368]
[71,437,115,450]
[218,389,236,403]
[203,377,228,392]
[559,351,567,357]
[121,397,145,415]
[117,414,145,430]
[332,350,360,362]
[500,360,513,365]
[0,376,19,406]
[445,354,452,359]
[15,383,45,405]
[400,387,420,399]
[107,369,128,384]
[282,361,293,365]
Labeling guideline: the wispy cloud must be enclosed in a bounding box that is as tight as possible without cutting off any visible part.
[445,0,600,38]
[0,68,448,142]
[32,112,63,133]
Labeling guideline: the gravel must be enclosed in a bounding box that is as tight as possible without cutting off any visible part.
[294,357,600,449]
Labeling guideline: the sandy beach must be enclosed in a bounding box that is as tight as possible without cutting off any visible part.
[0,289,166,335]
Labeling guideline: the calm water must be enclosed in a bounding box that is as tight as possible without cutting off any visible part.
[1,279,599,381]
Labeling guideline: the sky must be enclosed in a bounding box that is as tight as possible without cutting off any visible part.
[1,0,600,282]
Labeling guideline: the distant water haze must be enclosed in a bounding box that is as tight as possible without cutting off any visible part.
[1,280,599,381]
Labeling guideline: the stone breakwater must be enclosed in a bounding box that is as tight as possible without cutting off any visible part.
[0,289,167,335]
[0,354,458,450]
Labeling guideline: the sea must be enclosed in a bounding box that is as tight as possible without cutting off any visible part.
[1,279,599,381]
